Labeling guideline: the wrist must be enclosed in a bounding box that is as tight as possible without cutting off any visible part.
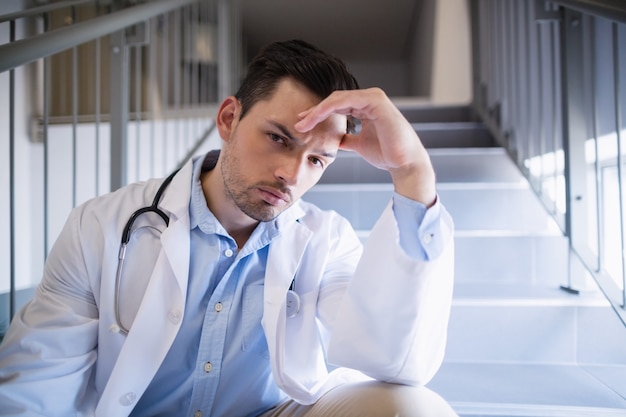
[390,163,437,208]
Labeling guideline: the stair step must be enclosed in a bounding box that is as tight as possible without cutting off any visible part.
[428,363,626,416]
[438,183,560,233]
[454,234,568,284]
[429,148,525,183]
[304,182,559,233]
[320,148,524,185]
[451,282,607,306]
[398,105,496,147]
[445,282,626,365]
[398,104,478,123]
[413,122,497,148]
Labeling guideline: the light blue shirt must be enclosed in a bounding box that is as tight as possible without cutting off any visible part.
[130,154,445,417]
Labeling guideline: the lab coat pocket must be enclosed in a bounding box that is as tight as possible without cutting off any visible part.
[241,284,270,359]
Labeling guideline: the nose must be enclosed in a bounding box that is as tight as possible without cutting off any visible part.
[275,157,303,186]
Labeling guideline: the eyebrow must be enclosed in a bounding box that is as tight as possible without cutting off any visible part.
[269,121,338,159]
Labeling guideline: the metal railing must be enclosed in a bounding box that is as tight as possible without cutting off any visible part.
[471,0,626,325]
[0,0,241,337]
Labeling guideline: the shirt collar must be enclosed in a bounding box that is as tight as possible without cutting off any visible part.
[189,153,221,234]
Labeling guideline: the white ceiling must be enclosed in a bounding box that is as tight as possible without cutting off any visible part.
[240,0,420,62]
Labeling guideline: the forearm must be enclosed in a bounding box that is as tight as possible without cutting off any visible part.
[326,204,455,384]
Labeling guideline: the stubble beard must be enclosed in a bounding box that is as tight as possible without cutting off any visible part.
[220,147,287,222]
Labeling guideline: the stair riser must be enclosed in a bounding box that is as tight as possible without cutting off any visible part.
[399,105,476,123]
[439,187,560,232]
[414,124,496,148]
[303,186,558,232]
[319,149,524,184]
[445,304,626,365]
[454,235,568,285]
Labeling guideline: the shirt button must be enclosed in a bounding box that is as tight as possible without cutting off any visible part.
[422,233,434,244]
[119,392,137,406]
[224,249,234,257]
[168,309,182,324]
[204,362,213,373]
[214,302,223,312]
[194,411,202,417]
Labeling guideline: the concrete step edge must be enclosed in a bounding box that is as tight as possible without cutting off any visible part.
[450,401,626,417]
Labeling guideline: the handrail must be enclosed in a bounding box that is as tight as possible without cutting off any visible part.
[471,0,626,325]
[0,0,97,24]
[0,0,197,73]
[551,0,626,23]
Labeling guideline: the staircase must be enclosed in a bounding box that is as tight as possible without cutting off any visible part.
[303,105,626,417]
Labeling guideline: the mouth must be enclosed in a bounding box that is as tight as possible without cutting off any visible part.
[257,186,291,206]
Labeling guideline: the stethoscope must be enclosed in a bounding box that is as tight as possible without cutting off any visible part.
[110,168,301,336]
[111,168,180,335]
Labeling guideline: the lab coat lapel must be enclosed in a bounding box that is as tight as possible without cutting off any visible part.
[158,158,194,296]
[262,218,318,401]
[264,220,311,303]
[97,161,193,417]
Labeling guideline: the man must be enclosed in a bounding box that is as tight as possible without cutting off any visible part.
[0,40,456,416]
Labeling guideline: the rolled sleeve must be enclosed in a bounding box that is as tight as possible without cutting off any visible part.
[392,192,454,261]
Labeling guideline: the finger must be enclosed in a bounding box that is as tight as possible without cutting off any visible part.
[295,91,368,132]
[295,104,346,132]
[297,108,313,120]
[338,133,359,152]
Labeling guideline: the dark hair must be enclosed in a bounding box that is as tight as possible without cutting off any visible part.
[235,40,360,131]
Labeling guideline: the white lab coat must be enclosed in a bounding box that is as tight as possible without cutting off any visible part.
[0,157,455,417]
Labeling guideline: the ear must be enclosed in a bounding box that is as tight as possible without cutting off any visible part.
[216,96,241,141]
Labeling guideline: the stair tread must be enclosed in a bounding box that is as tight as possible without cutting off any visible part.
[428,363,626,413]
[451,282,608,306]
[319,147,525,184]
[396,103,477,123]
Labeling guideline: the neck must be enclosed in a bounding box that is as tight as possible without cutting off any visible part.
[201,164,258,249]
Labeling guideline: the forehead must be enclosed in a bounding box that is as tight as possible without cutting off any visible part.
[250,78,347,139]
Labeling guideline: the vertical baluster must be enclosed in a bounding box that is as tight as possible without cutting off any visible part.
[94,34,100,196]
[9,19,16,319]
[612,22,626,306]
[71,6,78,208]
[43,12,50,259]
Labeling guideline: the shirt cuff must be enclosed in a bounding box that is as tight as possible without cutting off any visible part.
[392,192,453,261]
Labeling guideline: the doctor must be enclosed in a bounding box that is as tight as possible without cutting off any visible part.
[0,40,456,417]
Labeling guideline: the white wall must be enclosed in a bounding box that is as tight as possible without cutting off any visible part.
[408,0,472,103]
[430,0,472,104]
[408,0,436,98]
[346,59,409,96]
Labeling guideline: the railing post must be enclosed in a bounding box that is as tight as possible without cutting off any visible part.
[9,20,16,320]
[109,28,129,190]
[217,0,241,100]
[217,0,232,101]
[469,0,482,116]
[559,8,588,291]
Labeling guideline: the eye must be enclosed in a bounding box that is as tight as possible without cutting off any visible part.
[309,156,324,168]
[269,133,286,145]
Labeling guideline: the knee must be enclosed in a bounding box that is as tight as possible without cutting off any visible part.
[312,381,458,417]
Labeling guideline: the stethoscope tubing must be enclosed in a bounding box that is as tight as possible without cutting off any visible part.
[112,169,180,335]
[110,166,302,335]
